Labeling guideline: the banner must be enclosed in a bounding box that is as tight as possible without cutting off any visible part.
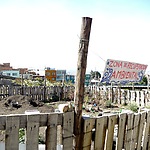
[101,59,148,84]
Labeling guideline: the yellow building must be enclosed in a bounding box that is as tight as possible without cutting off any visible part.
[45,69,56,82]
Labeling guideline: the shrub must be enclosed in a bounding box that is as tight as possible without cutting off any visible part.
[127,102,139,113]
[105,100,113,108]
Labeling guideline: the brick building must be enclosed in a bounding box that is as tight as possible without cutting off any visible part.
[0,63,12,71]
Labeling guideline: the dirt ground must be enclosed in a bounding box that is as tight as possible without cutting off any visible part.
[0,95,58,115]
[0,94,121,116]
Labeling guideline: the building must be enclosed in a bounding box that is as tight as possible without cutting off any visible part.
[0,63,13,71]
[56,70,66,82]
[45,68,56,82]
[85,74,91,86]
[18,68,28,75]
[2,70,20,78]
[0,63,32,79]
[65,74,75,84]
[21,73,33,80]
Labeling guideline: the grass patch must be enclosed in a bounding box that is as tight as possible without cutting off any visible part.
[127,102,139,113]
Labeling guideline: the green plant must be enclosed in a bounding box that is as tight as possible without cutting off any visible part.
[84,95,89,103]
[19,128,45,144]
[105,100,112,108]
[19,128,25,143]
[127,102,139,113]
[39,135,45,144]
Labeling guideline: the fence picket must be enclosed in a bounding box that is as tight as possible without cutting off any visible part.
[26,114,40,150]
[82,118,95,150]
[5,115,20,150]
[46,113,58,150]
[105,114,118,150]
[125,113,134,150]
[131,113,140,150]
[143,111,150,150]
[94,116,108,150]
[63,111,74,150]
[137,111,146,150]
[117,113,127,150]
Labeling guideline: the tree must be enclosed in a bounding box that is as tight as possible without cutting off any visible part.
[90,70,101,80]
[136,75,148,85]
[141,75,148,85]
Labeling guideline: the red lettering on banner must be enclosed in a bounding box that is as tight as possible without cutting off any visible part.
[129,63,147,70]
[109,60,114,67]
[123,63,127,68]
[111,71,116,78]
[126,72,131,78]
[122,62,148,70]
[109,60,123,68]
[133,72,137,79]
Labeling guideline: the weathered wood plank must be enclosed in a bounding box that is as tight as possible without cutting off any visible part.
[131,113,140,150]
[63,111,74,150]
[143,111,150,150]
[125,113,134,150]
[82,118,95,150]
[19,115,27,128]
[0,115,6,130]
[46,113,58,150]
[137,111,146,150]
[117,113,127,150]
[0,113,63,130]
[26,114,40,150]
[105,114,118,150]
[94,116,108,150]
[5,115,20,150]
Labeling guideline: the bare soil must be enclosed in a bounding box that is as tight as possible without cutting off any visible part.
[0,95,56,115]
[0,94,121,116]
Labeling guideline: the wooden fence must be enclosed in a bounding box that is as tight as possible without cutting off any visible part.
[87,86,150,107]
[1,85,150,106]
[0,85,75,101]
[1,110,150,150]
[83,110,150,150]
[0,111,74,150]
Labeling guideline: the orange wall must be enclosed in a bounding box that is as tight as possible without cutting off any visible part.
[45,70,56,82]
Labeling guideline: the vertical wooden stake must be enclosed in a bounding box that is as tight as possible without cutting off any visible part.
[74,17,92,149]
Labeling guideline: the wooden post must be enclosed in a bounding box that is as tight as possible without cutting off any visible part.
[74,17,92,149]
[111,82,113,103]
[43,71,46,102]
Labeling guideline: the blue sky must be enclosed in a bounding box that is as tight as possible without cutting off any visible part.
[0,0,150,75]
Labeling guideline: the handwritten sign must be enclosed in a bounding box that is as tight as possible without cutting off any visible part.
[101,59,148,84]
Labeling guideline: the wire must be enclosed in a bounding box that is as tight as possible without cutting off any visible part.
[91,50,106,63]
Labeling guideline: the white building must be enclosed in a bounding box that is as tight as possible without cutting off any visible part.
[2,70,20,78]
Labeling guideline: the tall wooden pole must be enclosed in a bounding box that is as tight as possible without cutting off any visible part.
[74,17,92,149]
